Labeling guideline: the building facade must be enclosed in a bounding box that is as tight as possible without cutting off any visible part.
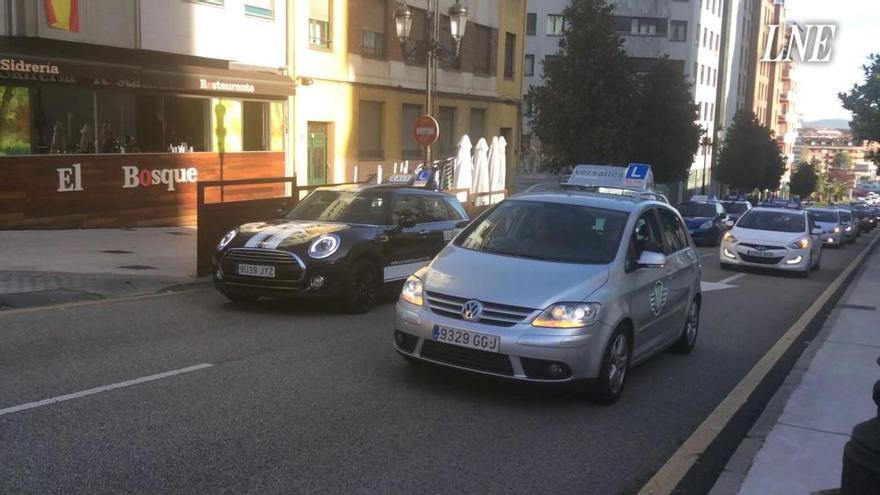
[0,0,295,228]
[292,0,525,186]
[522,0,724,197]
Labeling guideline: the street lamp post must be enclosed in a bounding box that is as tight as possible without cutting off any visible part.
[395,1,468,167]
[701,136,713,195]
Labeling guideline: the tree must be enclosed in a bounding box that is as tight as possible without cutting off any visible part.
[789,162,818,198]
[833,151,853,169]
[628,57,703,183]
[525,0,635,170]
[839,54,880,163]
[716,110,785,192]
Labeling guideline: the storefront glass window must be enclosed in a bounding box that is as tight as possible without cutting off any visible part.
[0,86,30,155]
[211,98,242,152]
[269,101,285,152]
[134,94,165,152]
[242,101,266,151]
[97,91,136,153]
[32,85,95,154]
[165,96,210,152]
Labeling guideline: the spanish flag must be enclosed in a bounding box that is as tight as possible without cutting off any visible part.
[44,0,79,32]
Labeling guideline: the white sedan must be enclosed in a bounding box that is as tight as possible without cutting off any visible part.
[719,207,823,278]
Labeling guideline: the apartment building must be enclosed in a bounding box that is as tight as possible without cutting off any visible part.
[522,0,723,194]
[0,0,295,228]
[293,0,525,186]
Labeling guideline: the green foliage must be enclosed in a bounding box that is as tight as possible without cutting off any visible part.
[716,110,785,192]
[628,57,703,183]
[833,151,853,169]
[525,0,636,170]
[789,162,818,198]
[839,53,880,162]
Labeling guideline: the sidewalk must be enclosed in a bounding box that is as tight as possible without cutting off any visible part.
[0,227,205,309]
[711,243,880,494]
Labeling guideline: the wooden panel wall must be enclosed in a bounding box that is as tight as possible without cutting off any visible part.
[0,152,286,229]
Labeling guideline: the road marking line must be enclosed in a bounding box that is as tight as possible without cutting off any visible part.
[0,363,214,417]
[700,252,716,258]
[717,272,747,285]
[0,286,210,317]
[639,234,879,495]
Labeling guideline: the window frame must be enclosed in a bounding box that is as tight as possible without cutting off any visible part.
[308,0,332,50]
[546,14,565,36]
[526,13,537,36]
[244,0,273,19]
[358,100,384,160]
[524,54,535,76]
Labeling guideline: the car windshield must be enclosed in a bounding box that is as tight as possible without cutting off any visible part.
[808,210,838,223]
[454,200,628,264]
[839,210,852,222]
[737,210,805,233]
[285,190,390,225]
[722,202,749,214]
[677,203,716,218]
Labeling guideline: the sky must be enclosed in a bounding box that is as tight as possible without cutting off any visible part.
[785,0,880,123]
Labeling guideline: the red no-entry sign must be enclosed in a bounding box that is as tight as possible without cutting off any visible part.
[413,115,440,147]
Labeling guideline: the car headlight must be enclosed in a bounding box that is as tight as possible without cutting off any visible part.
[532,302,601,329]
[400,275,423,306]
[700,220,714,229]
[845,226,853,232]
[308,234,340,259]
[788,237,810,249]
[722,231,737,243]
[833,226,841,233]
[217,229,237,250]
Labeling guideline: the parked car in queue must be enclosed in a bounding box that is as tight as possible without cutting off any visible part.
[212,176,470,313]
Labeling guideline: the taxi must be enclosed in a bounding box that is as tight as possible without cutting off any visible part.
[213,174,469,313]
[393,165,702,404]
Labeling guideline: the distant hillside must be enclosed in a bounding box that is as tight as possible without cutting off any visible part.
[803,119,850,130]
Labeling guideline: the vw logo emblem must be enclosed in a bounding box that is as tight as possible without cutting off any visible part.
[461,300,483,321]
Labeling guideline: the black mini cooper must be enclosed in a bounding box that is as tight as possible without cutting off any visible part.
[213,183,469,313]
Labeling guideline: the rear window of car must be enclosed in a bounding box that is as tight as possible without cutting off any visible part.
[676,203,717,218]
[808,209,838,223]
[454,200,628,264]
[737,210,805,233]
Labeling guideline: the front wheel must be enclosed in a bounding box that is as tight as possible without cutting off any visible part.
[672,297,700,354]
[342,259,380,314]
[591,327,631,405]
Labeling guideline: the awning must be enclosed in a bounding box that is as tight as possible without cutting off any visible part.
[0,38,294,98]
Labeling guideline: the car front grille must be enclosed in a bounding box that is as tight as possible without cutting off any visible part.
[739,243,786,251]
[219,248,306,289]
[425,291,535,327]
[740,254,784,265]
[419,340,514,375]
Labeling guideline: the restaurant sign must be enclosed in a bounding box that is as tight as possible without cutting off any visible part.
[55,163,199,192]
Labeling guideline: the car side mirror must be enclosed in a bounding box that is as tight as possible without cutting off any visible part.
[724,219,735,228]
[811,227,824,235]
[637,251,667,269]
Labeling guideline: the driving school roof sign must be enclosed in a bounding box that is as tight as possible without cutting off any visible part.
[567,163,655,191]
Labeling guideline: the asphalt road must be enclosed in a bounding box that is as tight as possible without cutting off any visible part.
[1,232,876,494]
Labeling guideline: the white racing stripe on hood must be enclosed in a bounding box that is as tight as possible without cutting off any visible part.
[263,224,310,249]
[243,226,280,248]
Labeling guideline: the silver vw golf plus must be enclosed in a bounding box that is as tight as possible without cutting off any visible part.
[393,165,702,404]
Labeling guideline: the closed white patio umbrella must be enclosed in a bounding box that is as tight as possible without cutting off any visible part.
[472,138,491,206]
[451,134,473,202]
[488,136,507,204]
